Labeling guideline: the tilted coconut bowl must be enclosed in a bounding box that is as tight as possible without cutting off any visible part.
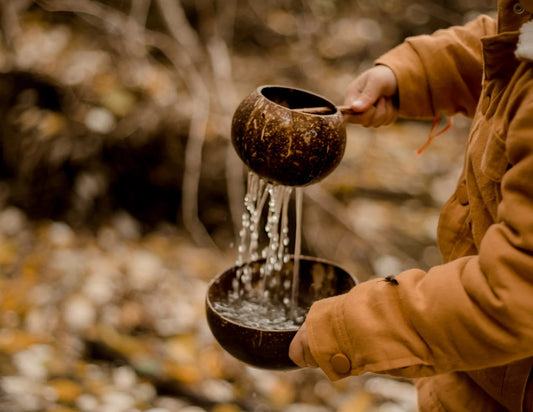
[231,86,347,187]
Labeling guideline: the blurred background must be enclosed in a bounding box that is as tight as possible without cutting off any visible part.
[0,1,495,411]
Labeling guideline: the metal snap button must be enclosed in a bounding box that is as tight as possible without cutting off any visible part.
[514,3,525,14]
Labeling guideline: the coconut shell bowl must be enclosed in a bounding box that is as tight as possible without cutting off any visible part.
[231,85,347,187]
[205,256,357,370]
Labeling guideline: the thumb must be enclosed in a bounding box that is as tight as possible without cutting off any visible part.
[346,65,397,112]
[349,83,382,112]
[289,323,318,368]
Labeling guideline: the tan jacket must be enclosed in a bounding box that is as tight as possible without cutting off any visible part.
[306,1,533,411]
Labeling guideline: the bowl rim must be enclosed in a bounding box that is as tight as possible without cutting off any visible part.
[257,85,340,117]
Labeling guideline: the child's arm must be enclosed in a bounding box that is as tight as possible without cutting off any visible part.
[290,88,533,382]
[376,15,497,119]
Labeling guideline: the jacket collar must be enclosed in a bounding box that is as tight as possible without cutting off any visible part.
[498,0,532,33]
[496,1,533,60]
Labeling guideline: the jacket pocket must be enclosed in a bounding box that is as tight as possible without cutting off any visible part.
[481,129,508,182]
[437,190,476,262]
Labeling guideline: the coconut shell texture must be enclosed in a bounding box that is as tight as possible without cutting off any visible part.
[231,86,346,186]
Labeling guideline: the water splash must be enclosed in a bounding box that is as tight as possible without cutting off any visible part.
[223,171,305,329]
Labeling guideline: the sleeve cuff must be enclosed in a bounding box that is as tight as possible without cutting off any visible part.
[375,40,436,119]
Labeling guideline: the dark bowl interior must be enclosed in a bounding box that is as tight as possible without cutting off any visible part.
[206,256,357,370]
[260,86,337,114]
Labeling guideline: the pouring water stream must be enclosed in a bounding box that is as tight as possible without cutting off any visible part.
[215,171,305,329]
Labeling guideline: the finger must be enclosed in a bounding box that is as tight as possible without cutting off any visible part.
[346,97,397,127]
[369,97,388,127]
[344,73,375,112]
[372,97,395,127]
[344,105,377,127]
[289,328,308,367]
[303,344,319,368]
[289,324,318,368]
[382,98,398,125]
[345,66,398,114]
[351,87,381,113]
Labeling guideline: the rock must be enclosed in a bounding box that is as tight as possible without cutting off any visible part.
[199,379,235,403]
[126,249,163,291]
[0,207,27,236]
[111,365,137,390]
[12,344,52,380]
[100,390,136,412]
[63,294,97,331]
[84,107,116,134]
[76,393,100,412]
[83,273,116,306]
[112,212,141,241]
[48,222,75,247]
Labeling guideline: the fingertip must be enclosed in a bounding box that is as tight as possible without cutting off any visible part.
[288,336,303,366]
[350,99,366,111]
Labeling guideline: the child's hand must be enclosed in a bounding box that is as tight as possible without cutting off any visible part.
[343,65,399,127]
[289,322,318,368]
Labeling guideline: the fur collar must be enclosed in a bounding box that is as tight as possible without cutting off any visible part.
[516,20,533,61]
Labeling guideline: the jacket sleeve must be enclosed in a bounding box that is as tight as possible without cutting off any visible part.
[305,86,533,382]
[375,15,497,119]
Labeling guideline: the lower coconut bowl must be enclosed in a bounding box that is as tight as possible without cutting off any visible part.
[205,256,357,370]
